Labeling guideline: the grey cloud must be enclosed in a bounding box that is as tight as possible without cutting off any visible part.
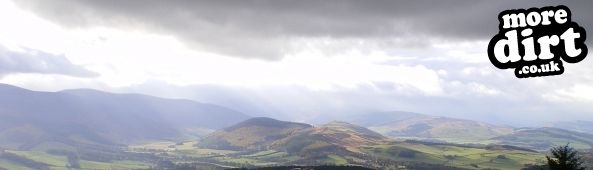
[0,45,99,77]
[13,0,593,60]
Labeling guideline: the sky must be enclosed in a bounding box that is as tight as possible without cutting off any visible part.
[0,0,592,126]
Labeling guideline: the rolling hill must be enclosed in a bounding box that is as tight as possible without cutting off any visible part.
[272,121,388,154]
[310,121,387,147]
[198,118,388,150]
[1,84,590,169]
[191,117,545,169]
[197,117,387,166]
[491,127,593,151]
[353,112,593,151]
[198,117,312,150]
[545,120,593,134]
[356,112,514,143]
[0,84,250,150]
[197,117,390,159]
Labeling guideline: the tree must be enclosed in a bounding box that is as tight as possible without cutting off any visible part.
[546,144,585,170]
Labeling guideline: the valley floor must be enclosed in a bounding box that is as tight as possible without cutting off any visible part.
[1,140,549,170]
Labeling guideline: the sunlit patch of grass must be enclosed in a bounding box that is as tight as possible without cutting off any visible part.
[325,154,348,165]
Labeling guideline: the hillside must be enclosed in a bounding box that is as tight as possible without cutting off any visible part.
[0,84,250,149]
[353,111,514,143]
[492,127,593,151]
[313,121,387,147]
[0,84,586,169]
[351,111,593,151]
[198,117,312,150]
[0,114,547,169]
[198,118,390,162]
[546,120,593,134]
[272,121,388,154]
[174,117,544,169]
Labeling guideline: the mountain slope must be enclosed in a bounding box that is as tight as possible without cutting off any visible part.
[198,117,312,150]
[492,127,593,151]
[352,111,593,151]
[313,121,387,146]
[354,111,513,142]
[271,121,388,157]
[0,84,249,149]
[198,118,387,153]
[546,120,593,134]
[198,117,391,165]
[193,117,543,169]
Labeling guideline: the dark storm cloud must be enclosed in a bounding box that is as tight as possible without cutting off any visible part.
[12,0,593,60]
[0,45,99,77]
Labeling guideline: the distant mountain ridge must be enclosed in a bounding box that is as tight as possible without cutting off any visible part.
[349,111,593,151]
[2,83,593,157]
[545,120,593,134]
[352,111,514,143]
[492,127,593,151]
[0,84,250,149]
[2,84,593,169]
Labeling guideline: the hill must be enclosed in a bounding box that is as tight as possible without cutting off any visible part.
[313,121,387,147]
[198,118,390,164]
[272,121,388,154]
[545,120,593,134]
[491,127,593,151]
[198,117,312,150]
[0,84,249,150]
[193,117,542,169]
[353,111,514,143]
[352,111,593,151]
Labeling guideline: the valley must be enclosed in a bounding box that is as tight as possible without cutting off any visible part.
[0,117,552,170]
[0,84,592,169]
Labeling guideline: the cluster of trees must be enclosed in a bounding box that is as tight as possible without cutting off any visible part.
[524,144,586,170]
[546,144,585,170]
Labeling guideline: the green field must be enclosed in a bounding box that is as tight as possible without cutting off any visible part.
[325,154,348,165]
[0,150,151,170]
[124,140,548,170]
[0,139,549,170]
[362,142,544,170]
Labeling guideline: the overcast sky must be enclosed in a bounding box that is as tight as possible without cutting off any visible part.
[0,0,592,126]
